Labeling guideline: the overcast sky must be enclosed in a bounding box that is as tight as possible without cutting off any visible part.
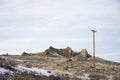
[0,0,120,62]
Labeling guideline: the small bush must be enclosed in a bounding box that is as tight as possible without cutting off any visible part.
[89,73,108,80]
[112,76,120,80]
[49,75,61,80]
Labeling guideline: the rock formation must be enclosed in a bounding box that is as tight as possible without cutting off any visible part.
[72,49,91,61]
[42,46,91,60]
[43,46,74,57]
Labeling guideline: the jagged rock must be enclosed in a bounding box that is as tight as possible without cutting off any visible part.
[73,49,91,61]
[43,46,76,57]
[80,49,91,58]
[40,46,91,60]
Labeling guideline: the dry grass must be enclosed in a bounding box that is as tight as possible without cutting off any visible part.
[0,55,120,80]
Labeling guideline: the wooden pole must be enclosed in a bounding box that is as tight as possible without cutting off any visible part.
[91,30,96,72]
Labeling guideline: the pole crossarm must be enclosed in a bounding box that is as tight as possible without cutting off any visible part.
[91,30,96,32]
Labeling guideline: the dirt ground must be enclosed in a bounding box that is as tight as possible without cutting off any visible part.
[6,55,120,78]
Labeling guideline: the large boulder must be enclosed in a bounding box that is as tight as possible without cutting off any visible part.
[80,49,91,58]
[73,49,91,61]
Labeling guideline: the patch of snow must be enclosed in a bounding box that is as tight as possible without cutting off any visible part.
[14,66,53,76]
[77,76,90,80]
[0,56,7,60]
[0,67,13,74]
[0,56,5,58]
[0,56,27,62]
[50,52,63,57]
[87,58,90,60]
[15,59,27,62]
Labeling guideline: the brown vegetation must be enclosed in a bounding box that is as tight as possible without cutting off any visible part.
[0,47,120,80]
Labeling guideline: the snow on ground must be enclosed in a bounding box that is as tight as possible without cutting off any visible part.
[0,67,13,74]
[0,56,6,59]
[77,76,90,80]
[14,66,53,76]
[0,56,27,62]
[50,52,63,57]
[13,59,27,62]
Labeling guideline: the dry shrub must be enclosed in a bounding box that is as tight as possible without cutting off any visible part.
[111,76,120,80]
[89,73,108,80]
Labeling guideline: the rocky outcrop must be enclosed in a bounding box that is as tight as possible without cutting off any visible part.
[21,46,92,60]
[43,46,74,57]
[72,49,91,61]
[42,46,91,60]
[80,49,91,58]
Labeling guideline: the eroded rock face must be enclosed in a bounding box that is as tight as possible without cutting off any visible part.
[80,49,91,58]
[21,46,92,61]
[42,46,91,60]
[72,49,91,61]
[43,46,73,57]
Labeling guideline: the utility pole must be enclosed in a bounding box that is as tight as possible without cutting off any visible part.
[91,29,96,72]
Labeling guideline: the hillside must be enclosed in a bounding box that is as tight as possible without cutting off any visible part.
[0,47,120,80]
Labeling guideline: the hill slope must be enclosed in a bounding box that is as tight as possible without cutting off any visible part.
[0,46,120,80]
